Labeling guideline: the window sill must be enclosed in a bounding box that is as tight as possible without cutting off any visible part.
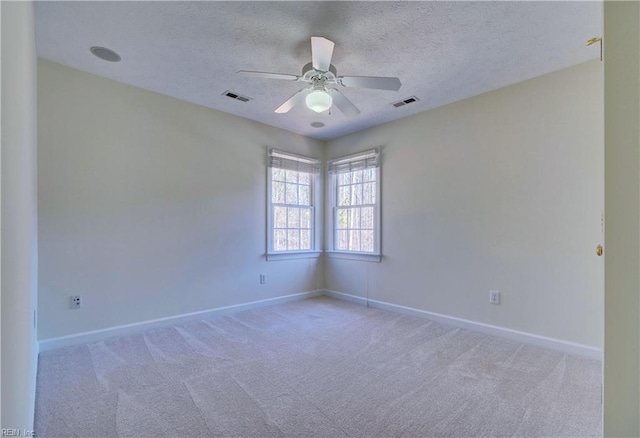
[265,251,322,261]
[325,251,381,263]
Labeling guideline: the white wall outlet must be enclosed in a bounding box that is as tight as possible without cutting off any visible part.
[70,295,82,309]
[260,274,266,284]
[489,290,500,305]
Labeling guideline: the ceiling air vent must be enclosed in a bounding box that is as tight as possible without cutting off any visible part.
[392,96,420,108]
[223,91,251,102]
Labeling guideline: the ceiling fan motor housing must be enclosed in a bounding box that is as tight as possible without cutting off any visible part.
[302,62,338,83]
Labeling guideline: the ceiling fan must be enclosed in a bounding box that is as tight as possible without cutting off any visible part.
[237,36,402,117]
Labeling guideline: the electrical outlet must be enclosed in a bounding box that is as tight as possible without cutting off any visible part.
[489,290,500,305]
[70,295,82,309]
[260,274,266,284]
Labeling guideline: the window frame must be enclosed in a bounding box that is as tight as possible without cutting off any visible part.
[327,149,381,263]
[266,149,322,261]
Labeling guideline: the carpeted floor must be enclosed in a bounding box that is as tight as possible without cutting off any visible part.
[35,296,602,437]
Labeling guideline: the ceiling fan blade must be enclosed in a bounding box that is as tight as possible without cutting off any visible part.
[311,36,335,72]
[329,88,360,117]
[275,88,309,113]
[237,70,300,81]
[338,75,402,91]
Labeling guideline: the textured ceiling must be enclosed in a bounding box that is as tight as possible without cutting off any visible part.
[35,1,603,140]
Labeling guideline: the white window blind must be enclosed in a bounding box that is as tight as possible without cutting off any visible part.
[269,149,321,174]
[328,149,379,174]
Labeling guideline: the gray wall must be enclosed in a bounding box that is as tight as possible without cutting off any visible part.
[37,59,324,340]
[38,58,605,351]
[325,60,604,349]
[1,1,39,429]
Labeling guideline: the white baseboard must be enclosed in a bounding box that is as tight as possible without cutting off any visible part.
[39,289,602,360]
[39,290,323,352]
[323,290,603,360]
[323,290,370,306]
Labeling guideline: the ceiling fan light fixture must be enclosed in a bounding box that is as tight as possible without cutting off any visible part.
[306,90,332,113]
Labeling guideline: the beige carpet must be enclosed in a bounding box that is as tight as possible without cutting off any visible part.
[35,296,602,437]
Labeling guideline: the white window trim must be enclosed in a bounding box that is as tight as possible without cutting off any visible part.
[325,250,381,263]
[327,149,381,262]
[266,251,322,261]
[266,149,322,261]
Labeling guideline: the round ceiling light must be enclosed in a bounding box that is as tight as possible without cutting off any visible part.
[90,46,121,62]
[305,90,332,113]
[310,122,325,128]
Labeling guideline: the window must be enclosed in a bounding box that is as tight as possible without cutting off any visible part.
[328,149,381,262]
[267,149,321,260]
